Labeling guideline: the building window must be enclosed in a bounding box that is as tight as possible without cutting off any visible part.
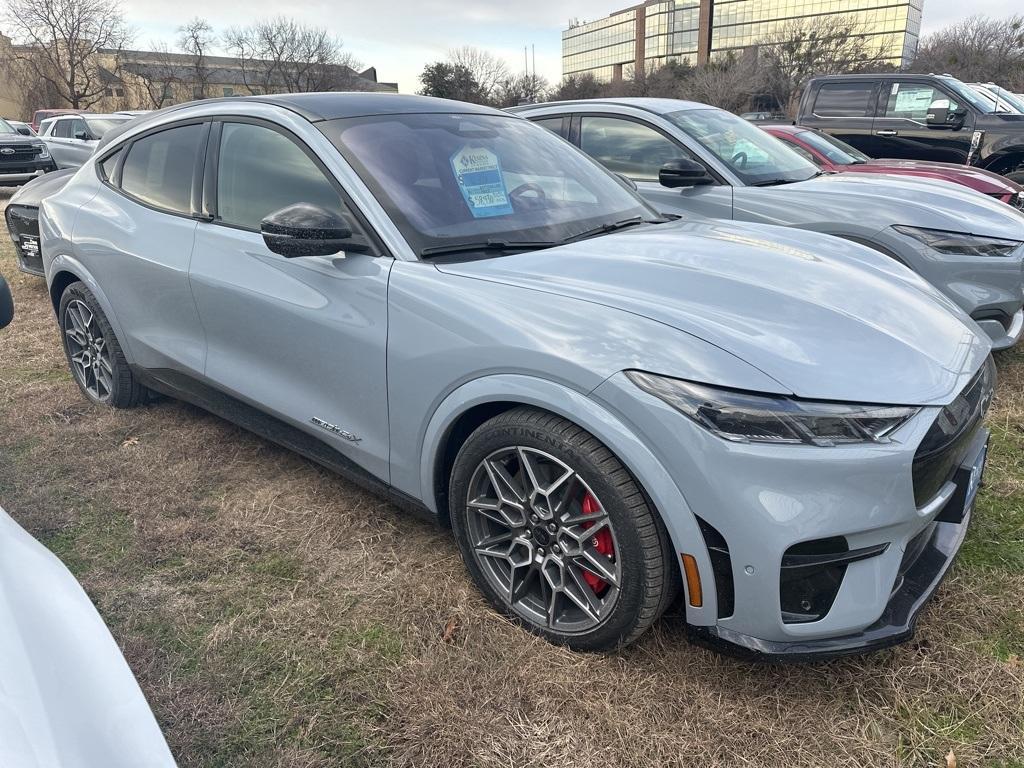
[115,88,124,97]
[162,84,173,100]
[104,88,113,96]
[223,87,234,97]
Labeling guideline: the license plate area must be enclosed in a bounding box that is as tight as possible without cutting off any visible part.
[936,438,989,524]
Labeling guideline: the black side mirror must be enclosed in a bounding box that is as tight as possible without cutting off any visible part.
[260,203,372,258]
[926,102,966,129]
[74,130,89,140]
[0,276,14,330]
[659,158,714,188]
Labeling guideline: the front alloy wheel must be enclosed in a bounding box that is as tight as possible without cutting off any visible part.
[450,407,678,651]
[466,446,621,634]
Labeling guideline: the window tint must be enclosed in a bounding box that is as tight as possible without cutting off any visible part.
[120,123,203,214]
[531,116,565,137]
[99,149,121,180]
[216,122,345,231]
[882,83,959,121]
[787,143,818,165]
[579,116,683,181]
[812,82,876,117]
[52,119,72,138]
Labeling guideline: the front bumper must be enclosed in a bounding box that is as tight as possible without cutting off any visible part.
[593,369,991,659]
[688,436,981,661]
[978,307,1024,352]
[0,163,55,186]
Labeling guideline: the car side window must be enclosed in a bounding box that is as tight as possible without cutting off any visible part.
[120,123,204,214]
[52,119,71,139]
[98,149,121,181]
[882,83,959,121]
[67,118,88,139]
[530,116,566,137]
[579,116,684,181]
[812,82,876,117]
[216,122,349,232]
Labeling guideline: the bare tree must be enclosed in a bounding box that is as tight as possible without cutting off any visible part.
[682,53,758,113]
[447,46,509,103]
[224,17,361,94]
[493,72,549,108]
[177,17,217,99]
[129,41,181,109]
[757,16,890,115]
[3,0,133,108]
[912,15,1024,90]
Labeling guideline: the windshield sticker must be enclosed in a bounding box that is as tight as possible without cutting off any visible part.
[450,146,514,218]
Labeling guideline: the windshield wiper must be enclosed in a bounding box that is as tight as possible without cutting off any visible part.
[563,216,654,244]
[420,238,559,258]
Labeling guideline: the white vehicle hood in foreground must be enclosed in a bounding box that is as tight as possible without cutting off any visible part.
[0,506,176,768]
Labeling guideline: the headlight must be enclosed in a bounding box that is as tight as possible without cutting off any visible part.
[33,143,49,158]
[627,371,919,446]
[893,225,1021,257]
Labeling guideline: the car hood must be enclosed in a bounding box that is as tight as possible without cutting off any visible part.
[861,159,1022,195]
[436,219,989,405]
[0,506,176,768]
[8,168,76,207]
[746,173,1024,236]
[0,133,42,146]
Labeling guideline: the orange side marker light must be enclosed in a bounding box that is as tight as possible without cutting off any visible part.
[681,553,703,608]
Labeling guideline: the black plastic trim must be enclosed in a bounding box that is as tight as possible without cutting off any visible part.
[132,366,437,523]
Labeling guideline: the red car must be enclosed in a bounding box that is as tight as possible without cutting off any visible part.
[763,124,1024,208]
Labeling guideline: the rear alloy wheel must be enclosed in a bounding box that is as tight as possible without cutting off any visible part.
[59,282,149,407]
[450,407,678,651]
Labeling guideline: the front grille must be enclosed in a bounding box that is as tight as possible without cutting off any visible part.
[912,358,995,507]
[0,144,41,158]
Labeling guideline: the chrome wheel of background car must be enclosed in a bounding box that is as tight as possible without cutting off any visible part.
[465,446,621,634]
[63,298,113,402]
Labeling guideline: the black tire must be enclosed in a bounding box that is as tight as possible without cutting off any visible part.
[449,406,679,651]
[58,282,149,408]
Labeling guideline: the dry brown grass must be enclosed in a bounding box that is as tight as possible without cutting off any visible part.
[0,191,1022,767]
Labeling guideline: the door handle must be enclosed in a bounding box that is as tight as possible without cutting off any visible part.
[875,129,898,136]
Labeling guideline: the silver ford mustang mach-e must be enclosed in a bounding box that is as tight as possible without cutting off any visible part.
[39,94,993,658]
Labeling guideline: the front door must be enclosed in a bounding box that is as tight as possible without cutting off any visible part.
[870,81,976,163]
[188,120,392,481]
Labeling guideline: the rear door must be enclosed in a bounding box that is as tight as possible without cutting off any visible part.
[188,118,392,480]
[871,80,976,163]
[46,118,75,168]
[799,79,880,156]
[74,121,209,374]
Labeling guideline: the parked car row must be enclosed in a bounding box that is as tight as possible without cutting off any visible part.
[3,91,1010,664]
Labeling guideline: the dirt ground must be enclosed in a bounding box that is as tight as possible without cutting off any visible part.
[1,190,1022,767]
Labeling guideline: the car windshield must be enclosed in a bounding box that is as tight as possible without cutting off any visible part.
[979,86,1024,114]
[0,119,15,135]
[322,113,656,256]
[795,130,870,165]
[664,108,818,186]
[85,117,129,138]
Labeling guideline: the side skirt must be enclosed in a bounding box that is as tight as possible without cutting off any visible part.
[131,366,439,524]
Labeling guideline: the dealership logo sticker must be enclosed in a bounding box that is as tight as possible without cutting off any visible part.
[450,146,514,218]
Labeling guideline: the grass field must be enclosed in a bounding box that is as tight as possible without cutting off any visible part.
[1,191,1022,767]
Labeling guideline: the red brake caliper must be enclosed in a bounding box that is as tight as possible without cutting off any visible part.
[581,492,614,594]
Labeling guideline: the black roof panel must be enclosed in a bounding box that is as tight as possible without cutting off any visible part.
[240,92,505,121]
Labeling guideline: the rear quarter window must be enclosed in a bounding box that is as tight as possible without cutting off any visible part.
[119,123,203,214]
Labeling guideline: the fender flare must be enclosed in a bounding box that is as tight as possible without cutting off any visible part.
[418,373,718,625]
[46,253,136,366]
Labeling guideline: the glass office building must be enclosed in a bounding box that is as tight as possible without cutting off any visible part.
[562,0,923,80]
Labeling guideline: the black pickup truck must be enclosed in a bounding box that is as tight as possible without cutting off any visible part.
[798,73,1024,184]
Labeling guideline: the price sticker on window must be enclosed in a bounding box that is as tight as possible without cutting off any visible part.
[450,146,514,218]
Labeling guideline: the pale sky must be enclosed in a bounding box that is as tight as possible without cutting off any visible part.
[124,0,1022,94]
